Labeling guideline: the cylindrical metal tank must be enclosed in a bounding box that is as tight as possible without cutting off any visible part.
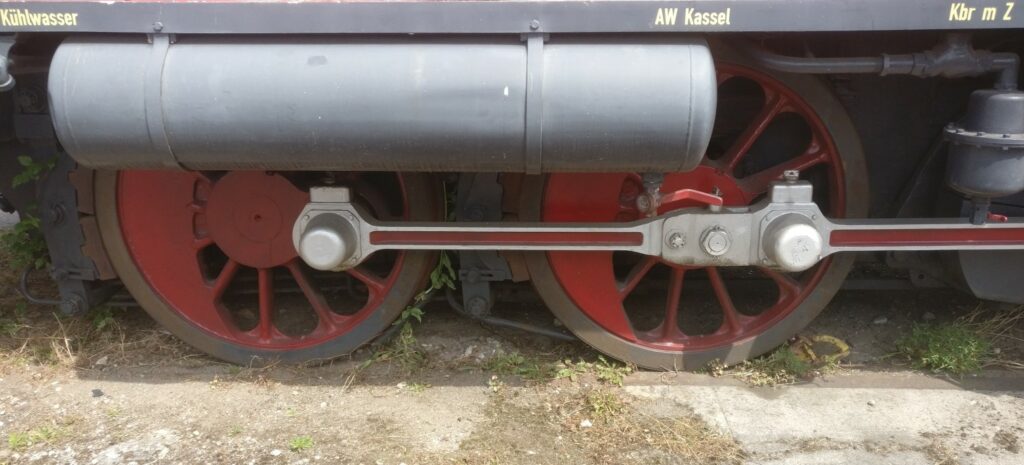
[48,36,717,173]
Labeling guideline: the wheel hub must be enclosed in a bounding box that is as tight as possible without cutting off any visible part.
[205,171,309,268]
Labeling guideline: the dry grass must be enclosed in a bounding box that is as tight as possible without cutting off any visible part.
[460,385,745,465]
[961,303,1024,370]
[924,439,961,465]
[565,389,745,464]
[0,249,195,374]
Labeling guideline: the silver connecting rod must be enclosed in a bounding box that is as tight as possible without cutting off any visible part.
[292,182,1024,273]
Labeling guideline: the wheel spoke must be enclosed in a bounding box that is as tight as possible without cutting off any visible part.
[210,259,240,301]
[739,143,829,197]
[718,91,789,172]
[257,267,274,340]
[345,267,386,296]
[707,268,743,333]
[286,260,341,332]
[618,256,658,299]
[661,268,686,340]
[760,267,804,302]
[192,236,214,250]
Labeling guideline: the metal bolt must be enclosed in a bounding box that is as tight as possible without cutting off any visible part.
[466,297,489,317]
[152,22,164,32]
[700,227,731,256]
[635,195,652,214]
[48,203,67,226]
[783,170,800,182]
[59,294,86,315]
[529,19,541,30]
[667,232,685,249]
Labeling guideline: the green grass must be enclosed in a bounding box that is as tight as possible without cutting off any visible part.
[7,426,61,451]
[370,322,427,372]
[288,435,314,452]
[407,382,431,393]
[584,390,626,421]
[555,356,633,386]
[485,352,556,382]
[896,324,990,375]
[732,346,813,386]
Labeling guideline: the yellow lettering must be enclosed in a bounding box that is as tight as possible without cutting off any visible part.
[654,8,678,26]
[0,9,79,27]
[681,7,732,26]
[949,2,977,21]
[983,6,998,20]
[1006,2,1016,19]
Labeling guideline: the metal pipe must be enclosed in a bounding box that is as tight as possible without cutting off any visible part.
[744,34,1020,90]
[445,288,578,342]
[743,50,885,74]
[18,267,65,306]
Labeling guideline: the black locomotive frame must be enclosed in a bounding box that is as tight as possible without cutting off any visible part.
[0,1,1021,35]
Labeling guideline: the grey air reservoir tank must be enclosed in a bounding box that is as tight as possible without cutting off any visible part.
[48,36,717,173]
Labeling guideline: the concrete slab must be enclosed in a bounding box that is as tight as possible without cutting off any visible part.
[625,371,1024,464]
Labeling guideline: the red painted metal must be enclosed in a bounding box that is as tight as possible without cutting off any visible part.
[117,170,406,349]
[987,212,1009,223]
[369,230,644,247]
[542,64,843,351]
[830,227,1024,247]
[204,171,308,269]
[658,188,724,207]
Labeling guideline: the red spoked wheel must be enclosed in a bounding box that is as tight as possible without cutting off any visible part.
[524,51,868,370]
[95,170,439,365]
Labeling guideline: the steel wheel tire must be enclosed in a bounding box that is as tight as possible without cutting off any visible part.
[95,170,440,365]
[522,44,869,370]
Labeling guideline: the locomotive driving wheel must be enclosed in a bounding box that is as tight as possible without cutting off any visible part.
[95,170,439,365]
[524,51,869,370]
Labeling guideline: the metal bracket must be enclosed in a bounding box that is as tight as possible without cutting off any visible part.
[143,34,181,169]
[456,173,513,316]
[523,33,548,174]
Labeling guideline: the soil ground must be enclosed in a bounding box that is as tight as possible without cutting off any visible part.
[1,211,1023,465]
